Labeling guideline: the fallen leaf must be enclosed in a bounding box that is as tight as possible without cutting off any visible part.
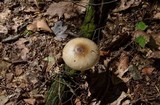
[19,82,28,88]
[0,95,9,105]
[153,12,160,19]
[45,2,77,19]
[6,73,14,83]
[33,0,45,8]
[51,21,68,41]
[27,21,37,32]
[115,52,129,82]
[24,98,36,105]
[113,0,141,12]
[16,38,29,60]
[141,67,154,75]
[21,47,29,60]
[13,73,28,88]
[100,50,109,56]
[151,33,160,47]
[30,77,38,85]
[0,8,11,23]
[117,52,129,75]
[23,6,38,13]
[0,60,11,78]
[128,65,142,80]
[54,66,61,74]
[27,18,52,32]
[0,25,8,34]
[36,18,52,32]
[12,17,24,32]
[146,51,160,59]
[15,66,23,76]
[74,97,81,105]
[0,42,2,50]
[0,60,11,71]
[76,0,89,13]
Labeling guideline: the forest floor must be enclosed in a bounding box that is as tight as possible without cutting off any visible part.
[0,0,160,105]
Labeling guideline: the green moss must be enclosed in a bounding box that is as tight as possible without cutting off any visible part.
[80,5,96,38]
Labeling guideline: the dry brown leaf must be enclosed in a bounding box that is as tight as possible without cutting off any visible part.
[118,52,129,74]
[0,60,11,71]
[147,51,160,59]
[19,82,28,88]
[27,18,52,32]
[27,21,37,32]
[128,65,142,80]
[153,13,160,19]
[151,33,160,47]
[113,0,141,12]
[100,50,109,56]
[23,6,37,13]
[0,95,9,105]
[115,52,129,82]
[24,98,36,105]
[141,67,154,75]
[45,2,77,19]
[13,73,29,88]
[45,1,88,19]
[30,77,38,85]
[76,0,89,13]
[15,66,23,76]
[74,97,81,105]
[16,38,29,60]
[0,42,2,50]
[21,47,29,60]
[36,18,52,32]
[16,38,28,48]
[12,17,24,32]
[0,8,11,23]
[6,73,14,83]
[0,60,11,79]
[0,25,8,34]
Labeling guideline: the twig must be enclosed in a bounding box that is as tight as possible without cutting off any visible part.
[2,34,22,43]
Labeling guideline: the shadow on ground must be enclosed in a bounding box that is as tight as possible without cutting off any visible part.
[87,70,128,105]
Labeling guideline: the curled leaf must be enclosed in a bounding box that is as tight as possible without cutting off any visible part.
[27,18,52,32]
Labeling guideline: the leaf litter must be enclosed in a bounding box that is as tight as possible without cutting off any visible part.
[1,0,160,105]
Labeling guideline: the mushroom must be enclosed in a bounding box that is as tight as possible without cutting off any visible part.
[62,38,100,71]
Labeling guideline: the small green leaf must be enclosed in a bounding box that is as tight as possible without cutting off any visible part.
[135,21,148,30]
[23,30,33,36]
[135,35,148,48]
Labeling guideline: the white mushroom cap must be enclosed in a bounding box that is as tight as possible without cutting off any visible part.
[62,38,100,71]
